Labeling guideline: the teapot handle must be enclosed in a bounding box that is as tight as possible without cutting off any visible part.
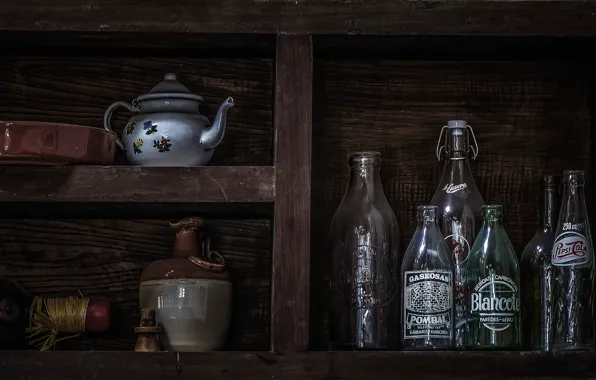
[103,101,140,150]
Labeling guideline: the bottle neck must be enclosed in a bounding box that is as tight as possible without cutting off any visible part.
[541,186,558,232]
[446,132,468,160]
[416,206,440,228]
[481,208,504,229]
[560,182,588,229]
[418,218,441,231]
[345,164,383,200]
[439,129,470,179]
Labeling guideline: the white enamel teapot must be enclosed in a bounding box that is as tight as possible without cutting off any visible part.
[104,73,234,166]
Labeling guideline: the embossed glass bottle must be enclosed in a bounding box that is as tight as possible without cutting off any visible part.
[401,205,455,350]
[467,205,521,349]
[520,175,559,351]
[552,170,595,351]
[430,120,484,348]
[329,151,400,350]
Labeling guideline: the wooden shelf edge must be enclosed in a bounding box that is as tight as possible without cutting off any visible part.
[0,166,275,203]
[1,1,596,36]
[1,351,595,380]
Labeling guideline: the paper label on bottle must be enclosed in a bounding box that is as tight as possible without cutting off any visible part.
[552,232,591,266]
[403,270,453,340]
[470,275,520,332]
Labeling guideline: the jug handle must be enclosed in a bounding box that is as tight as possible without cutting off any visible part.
[103,101,140,150]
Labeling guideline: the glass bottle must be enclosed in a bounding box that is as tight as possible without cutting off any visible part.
[520,175,559,351]
[401,205,455,350]
[552,170,595,351]
[467,205,521,349]
[430,120,485,348]
[329,151,400,350]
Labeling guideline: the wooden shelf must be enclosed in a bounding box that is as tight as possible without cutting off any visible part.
[1,351,595,380]
[1,1,596,36]
[0,166,275,203]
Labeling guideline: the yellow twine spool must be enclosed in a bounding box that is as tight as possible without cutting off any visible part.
[26,296,90,351]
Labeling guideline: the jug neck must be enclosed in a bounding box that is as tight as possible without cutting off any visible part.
[173,229,200,258]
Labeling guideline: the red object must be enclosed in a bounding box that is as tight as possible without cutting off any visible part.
[85,298,111,332]
[0,121,116,165]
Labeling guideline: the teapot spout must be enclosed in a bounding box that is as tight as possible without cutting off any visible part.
[200,97,234,150]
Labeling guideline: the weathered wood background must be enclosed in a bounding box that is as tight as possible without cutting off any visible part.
[0,55,273,165]
[310,59,593,348]
[1,0,596,36]
[0,52,274,350]
[0,40,594,353]
[0,219,271,350]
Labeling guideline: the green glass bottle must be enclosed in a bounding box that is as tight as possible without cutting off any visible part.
[467,205,521,349]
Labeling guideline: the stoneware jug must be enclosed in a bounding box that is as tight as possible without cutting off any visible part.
[139,217,232,352]
[103,73,234,166]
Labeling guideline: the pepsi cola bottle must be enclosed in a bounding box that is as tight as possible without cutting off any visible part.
[552,170,595,351]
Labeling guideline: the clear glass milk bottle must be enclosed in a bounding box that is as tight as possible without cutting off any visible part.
[430,120,485,348]
[552,170,595,351]
[520,175,559,351]
[401,205,455,350]
[467,205,521,349]
[328,151,400,350]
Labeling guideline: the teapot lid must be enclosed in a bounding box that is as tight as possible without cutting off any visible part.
[136,73,204,103]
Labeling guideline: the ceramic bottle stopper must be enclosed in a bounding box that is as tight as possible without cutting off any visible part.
[134,308,161,352]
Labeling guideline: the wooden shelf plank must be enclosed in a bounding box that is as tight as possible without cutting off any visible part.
[1,1,596,36]
[0,166,275,203]
[1,351,596,380]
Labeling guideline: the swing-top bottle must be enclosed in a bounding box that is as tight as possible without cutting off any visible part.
[430,120,485,348]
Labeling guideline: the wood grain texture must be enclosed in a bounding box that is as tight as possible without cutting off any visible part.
[0,55,273,166]
[315,36,596,62]
[1,1,596,36]
[0,202,275,219]
[310,59,593,348]
[271,35,312,353]
[0,32,276,55]
[2,351,596,380]
[0,166,275,203]
[0,218,271,350]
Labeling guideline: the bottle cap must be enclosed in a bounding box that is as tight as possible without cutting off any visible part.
[543,175,558,187]
[447,120,467,129]
[447,120,467,136]
[347,151,381,166]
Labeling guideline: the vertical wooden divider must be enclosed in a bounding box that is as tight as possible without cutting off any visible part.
[271,33,313,353]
